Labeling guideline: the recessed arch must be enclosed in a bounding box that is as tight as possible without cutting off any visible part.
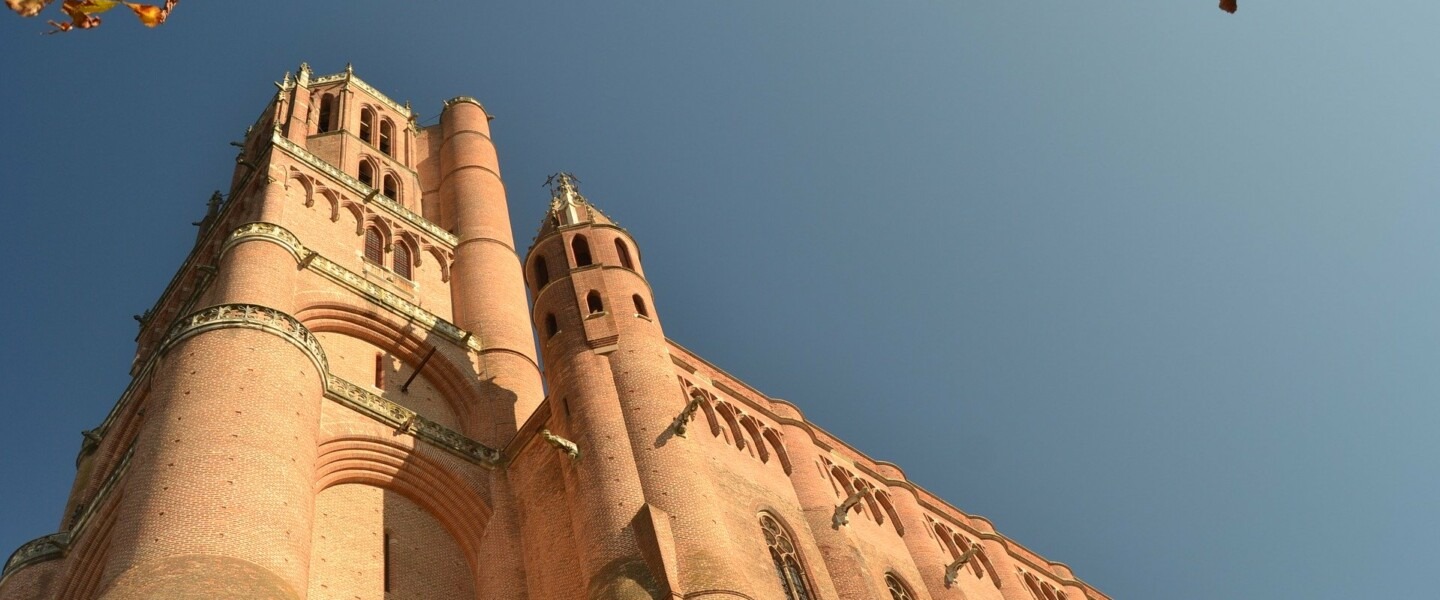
[313,436,490,575]
[296,301,477,431]
[586,290,604,315]
[359,107,375,144]
[615,238,634,269]
[379,118,394,155]
[532,255,550,291]
[317,93,337,133]
[358,159,375,187]
[761,428,792,474]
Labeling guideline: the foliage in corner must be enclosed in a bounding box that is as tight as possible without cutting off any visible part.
[4,0,177,33]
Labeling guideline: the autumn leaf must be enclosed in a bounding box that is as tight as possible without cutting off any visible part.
[5,0,54,17]
[123,1,163,26]
[71,0,118,14]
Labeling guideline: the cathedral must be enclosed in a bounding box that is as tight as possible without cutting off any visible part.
[0,65,1108,600]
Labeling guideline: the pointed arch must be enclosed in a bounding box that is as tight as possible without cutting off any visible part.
[874,490,905,535]
[358,159,375,187]
[317,93,337,133]
[715,402,746,450]
[884,573,916,600]
[571,234,592,267]
[379,118,394,155]
[393,240,413,280]
[761,428,792,474]
[359,107,375,144]
[382,173,399,202]
[740,416,769,463]
[760,512,815,600]
[615,237,634,269]
[314,436,490,575]
[532,255,550,291]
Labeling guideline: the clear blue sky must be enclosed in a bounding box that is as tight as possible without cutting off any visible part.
[3,3,1437,598]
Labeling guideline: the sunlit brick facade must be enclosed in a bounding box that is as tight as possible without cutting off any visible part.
[0,65,1108,600]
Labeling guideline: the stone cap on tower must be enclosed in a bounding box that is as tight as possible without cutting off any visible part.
[534,172,622,241]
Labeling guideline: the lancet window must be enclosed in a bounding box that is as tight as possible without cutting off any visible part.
[885,573,916,600]
[760,513,813,600]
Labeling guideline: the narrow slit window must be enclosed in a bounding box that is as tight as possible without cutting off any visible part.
[615,238,634,269]
[544,314,559,339]
[572,235,592,267]
[383,530,393,592]
[533,256,550,291]
[393,242,412,280]
[374,353,385,388]
[379,119,393,155]
[360,108,374,143]
[364,227,384,264]
[587,291,604,314]
[633,294,648,317]
[359,161,374,187]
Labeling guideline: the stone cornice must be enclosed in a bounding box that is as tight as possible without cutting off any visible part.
[307,72,412,119]
[224,222,481,353]
[271,133,457,247]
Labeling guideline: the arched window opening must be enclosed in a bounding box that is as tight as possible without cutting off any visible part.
[533,256,551,290]
[359,161,374,187]
[393,242,412,280]
[382,174,398,201]
[364,227,384,264]
[760,514,813,600]
[544,314,558,339]
[572,235,592,267]
[885,574,915,600]
[615,238,634,269]
[875,492,905,535]
[1042,582,1060,600]
[633,294,648,317]
[317,94,336,133]
[379,119,394,155]
[587,291,604,315]
[1024,573,1045,600]
[359,108,374,143]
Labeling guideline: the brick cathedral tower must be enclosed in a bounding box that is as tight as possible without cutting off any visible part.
[1,66,1109,600]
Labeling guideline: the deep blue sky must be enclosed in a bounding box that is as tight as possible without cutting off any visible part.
[3,3,1437,598]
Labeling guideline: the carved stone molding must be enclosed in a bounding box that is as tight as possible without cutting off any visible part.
[161,302,499,468]
[225,222,480,353]
[163,303,330,376]
[309,72,412,119]
[1,532,69,583]
[324,374,501,467]
[271,134,457,247]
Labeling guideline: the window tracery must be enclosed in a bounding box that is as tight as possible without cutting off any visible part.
[761,513,813,600]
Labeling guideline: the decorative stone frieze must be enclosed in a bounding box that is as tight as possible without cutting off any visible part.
[160,302,500,467]
[164,303,330,376]
[309,72,412,118]
[1,532,69,583]
[324,374,502,466]
[271,134,457,247]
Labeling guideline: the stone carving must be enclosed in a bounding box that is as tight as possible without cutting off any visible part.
[671,389,706,438]
[1,532,69,582]
[271,134,456,246]
[324,374,502,466]
[540,429,581,461]
[165,303,330,376]
[833,487,871,528]
[944,542,982,588]
[306,69,410,118]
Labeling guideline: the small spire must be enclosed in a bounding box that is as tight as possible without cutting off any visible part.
[280,71,293,87]
[296,62,312,86]
[345,62,354,77]
[545,172,586,226]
